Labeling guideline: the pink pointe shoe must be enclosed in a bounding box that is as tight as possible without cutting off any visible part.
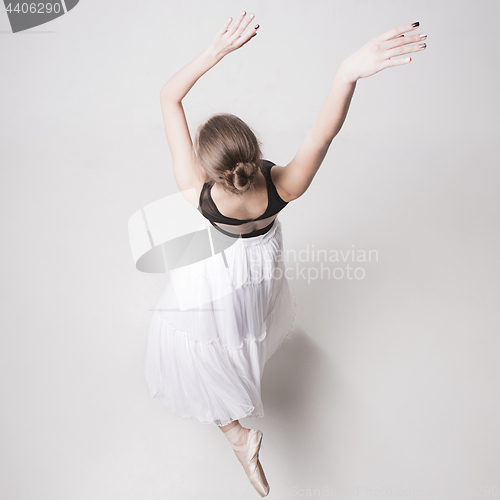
[224,425,270,497]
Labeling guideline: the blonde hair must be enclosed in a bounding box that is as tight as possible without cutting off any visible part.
[194,113,263,195]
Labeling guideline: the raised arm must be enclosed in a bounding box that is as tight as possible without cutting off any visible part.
[159,12,259,206]
[272,21,427,201]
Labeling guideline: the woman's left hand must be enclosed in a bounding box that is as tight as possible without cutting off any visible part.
[339,21,427,83]
[205,11,259,60]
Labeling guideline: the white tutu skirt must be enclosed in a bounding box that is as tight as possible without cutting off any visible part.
[144,217,296,426]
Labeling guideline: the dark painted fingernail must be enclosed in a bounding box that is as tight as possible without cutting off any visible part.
[255,24,260,29]
[412,22,419,27]
[396,34,404,38]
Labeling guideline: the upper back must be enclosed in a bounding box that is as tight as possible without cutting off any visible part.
[198,159,290,226]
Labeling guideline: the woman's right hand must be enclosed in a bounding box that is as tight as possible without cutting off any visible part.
[339,21,427,83]
[205,11,260,60]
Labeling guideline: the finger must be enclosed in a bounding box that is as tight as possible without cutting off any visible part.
[384,39,426,60]
[381,32,427,51]
[376,21,420,42]
[217,16,233,36]
[382,55,412,69]
[223,17,233,32]
[225,10,247,37]
[234,25,259,49]
[232,12,255,39]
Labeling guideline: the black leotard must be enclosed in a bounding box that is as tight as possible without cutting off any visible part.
[198,159,289,238]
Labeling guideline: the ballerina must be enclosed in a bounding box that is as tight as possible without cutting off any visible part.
[146,11,427,497]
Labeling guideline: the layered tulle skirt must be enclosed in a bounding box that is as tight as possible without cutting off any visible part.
[144,217,296,426]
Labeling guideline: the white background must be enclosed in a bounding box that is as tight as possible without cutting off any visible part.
[1,1,499,499]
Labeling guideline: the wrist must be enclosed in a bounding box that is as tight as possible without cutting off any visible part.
[338,61,358,85]
[202,47,224,64]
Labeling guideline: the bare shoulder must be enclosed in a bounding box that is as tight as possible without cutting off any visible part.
[179,169,208,209]
[269,164,298,203]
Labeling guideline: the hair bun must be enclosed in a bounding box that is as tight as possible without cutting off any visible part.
[232,162,258,192]
[219,161,260,194]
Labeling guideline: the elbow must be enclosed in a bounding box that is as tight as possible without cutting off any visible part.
[160,84,168,98]
[290,185,311,201]
[308,129,333,151]
[160,85,180,104]
[282,184,309,202]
